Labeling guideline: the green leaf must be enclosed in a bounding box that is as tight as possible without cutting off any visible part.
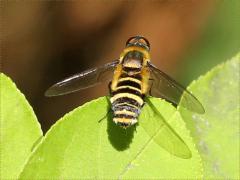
[19,96,202,179]
[0,73,43,179]
[179,53,240,179]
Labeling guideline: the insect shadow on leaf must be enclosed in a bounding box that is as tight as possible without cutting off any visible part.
[98,96,135,151]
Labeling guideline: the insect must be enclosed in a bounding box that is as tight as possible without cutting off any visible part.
[45,35,204,158]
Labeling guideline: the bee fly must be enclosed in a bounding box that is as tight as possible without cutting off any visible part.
[45,36,205,158]
[45,36,204,128]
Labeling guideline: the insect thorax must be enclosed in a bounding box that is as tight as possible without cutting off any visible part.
[110,51,146,128]
[122,51,143,67]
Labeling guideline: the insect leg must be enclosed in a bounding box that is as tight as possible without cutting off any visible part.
[98,108,112,123]
[98,96,112,123]
[108,81,112,94]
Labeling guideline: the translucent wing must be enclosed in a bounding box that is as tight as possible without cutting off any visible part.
[45,60,119,96]
[148,62,205,114]
[141,97,192,159]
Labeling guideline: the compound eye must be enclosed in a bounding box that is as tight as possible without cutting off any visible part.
[126,36,150,50]
[126,36,137,46]
[138,37,150,48]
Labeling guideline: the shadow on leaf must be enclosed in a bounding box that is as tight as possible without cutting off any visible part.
[106,111,135,151]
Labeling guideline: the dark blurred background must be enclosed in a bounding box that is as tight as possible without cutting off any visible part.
[1,0,240,132]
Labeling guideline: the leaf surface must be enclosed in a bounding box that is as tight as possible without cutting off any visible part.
[179,53,240,179]
[20,96,202,179]
[0,73,43,179]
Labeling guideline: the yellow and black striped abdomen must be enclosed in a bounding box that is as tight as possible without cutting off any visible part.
[110,73,144,128]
